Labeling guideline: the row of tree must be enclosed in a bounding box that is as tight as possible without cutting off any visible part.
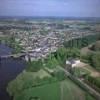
[81,52,100,70]
[63,34,99,49]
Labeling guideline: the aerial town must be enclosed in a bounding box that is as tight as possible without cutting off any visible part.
[0,19,99,60]
[0,0,100,100]
[0,18,100,100]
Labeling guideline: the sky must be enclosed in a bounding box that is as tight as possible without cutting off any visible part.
[0,0,100,17]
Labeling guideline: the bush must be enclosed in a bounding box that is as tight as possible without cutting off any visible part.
[91,52,100,70]
[52,70,66,81]
[86,75,100,89]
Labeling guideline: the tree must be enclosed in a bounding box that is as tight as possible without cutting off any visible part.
[46,55,59,69]
[26,60,43,72]
[56,47,67,66]
[91,41,100,51]
[54,70,66,81]
[92,52,100,70]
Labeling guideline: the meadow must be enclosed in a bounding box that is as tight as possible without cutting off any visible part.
[13,78,95,100]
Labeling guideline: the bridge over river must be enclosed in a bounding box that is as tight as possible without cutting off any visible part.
[0,53,26,59]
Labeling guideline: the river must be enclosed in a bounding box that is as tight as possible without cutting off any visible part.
[0,44,26,100]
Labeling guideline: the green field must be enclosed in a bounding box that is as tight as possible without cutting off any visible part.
[7,67,96,100]
[7,69,52,96]
[15,82,60,100]
[11,78,95,100]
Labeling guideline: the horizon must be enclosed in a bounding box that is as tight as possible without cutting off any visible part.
[0,16,100,19]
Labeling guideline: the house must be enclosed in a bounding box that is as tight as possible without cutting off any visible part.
[66,58,80,68]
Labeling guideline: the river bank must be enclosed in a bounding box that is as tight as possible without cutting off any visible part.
[0,44,26,100]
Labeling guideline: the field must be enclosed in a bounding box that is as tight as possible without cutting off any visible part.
[60,79,85,100]
[12,78,95,100]
[15,82,60,100]
[60,79,95,100]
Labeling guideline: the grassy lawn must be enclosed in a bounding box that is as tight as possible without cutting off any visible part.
[15,82,60,100]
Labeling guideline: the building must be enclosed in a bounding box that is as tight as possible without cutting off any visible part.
[66,58,81,68]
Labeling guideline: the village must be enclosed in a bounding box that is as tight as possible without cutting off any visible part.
[0,19,99,60]
[0,19,100,100]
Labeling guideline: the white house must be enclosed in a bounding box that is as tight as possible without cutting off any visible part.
[66,59,81,68]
